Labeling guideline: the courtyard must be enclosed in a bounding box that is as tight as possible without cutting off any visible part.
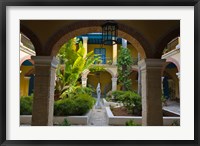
[20,20,180,126]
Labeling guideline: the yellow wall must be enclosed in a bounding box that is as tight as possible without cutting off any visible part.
[87,71,112,95]
[87,44,113,61]
[20,66,33,97]
[87,43,138,63]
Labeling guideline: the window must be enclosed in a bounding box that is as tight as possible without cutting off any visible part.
[94,48,106,64]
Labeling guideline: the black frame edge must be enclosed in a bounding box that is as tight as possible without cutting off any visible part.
[0,0,199,146]
[0,0,198,6]
[0,1,6,146]
[194,0,200,146]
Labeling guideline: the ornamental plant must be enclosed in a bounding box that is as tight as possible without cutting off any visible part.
[117,46,133,91]
[112,90,142,115]
[55,38,100,99]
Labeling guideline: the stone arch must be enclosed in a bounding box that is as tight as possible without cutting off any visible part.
[82,68,115,78]
[162,57,180,75]
[155,27,180,58]
[166,57,180,71]
[20,55,34,66]
[44,20,152,58]
[20,24,43,55]
[162,62,179,100]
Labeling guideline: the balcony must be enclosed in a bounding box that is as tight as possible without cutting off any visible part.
[94,56,138,66]
[163,37,180,55]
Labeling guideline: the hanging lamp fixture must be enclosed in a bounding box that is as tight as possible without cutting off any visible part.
[101,20,118,45]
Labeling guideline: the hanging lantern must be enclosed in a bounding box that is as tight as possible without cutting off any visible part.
[102,20,118,45]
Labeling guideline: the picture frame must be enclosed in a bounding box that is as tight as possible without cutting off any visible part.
[0,0,199,145]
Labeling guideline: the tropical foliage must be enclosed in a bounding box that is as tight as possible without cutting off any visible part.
[117,46,133,91]
[111,90,142,115]
[55,38,100,99]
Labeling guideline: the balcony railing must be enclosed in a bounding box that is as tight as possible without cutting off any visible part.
[163,37,179,54]
[21,34,35,51]
[94,57,113,65]
[94,57,138,66]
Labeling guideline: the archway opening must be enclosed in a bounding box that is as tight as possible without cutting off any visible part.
[20,60,34,96]
[162,62,179,102]
[87,71,112,98]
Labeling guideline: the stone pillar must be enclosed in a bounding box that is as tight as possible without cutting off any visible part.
[137,53,141,96]
[122,38,127,48]
[111,77,118,91]
[176,72,180,99]
[82,77,88,87]
[138,59,165,126]
[31,56,58,126]
[161,77,165,94]
[112,41,117,65]
[82,37,88,58]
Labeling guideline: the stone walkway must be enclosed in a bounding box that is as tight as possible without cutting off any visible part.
[163,100,180,115]
[88,105,108,126]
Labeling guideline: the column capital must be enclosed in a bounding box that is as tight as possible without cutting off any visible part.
[31,56,58,69]
[24,76,31,80]
[176,72,180,79]
[138,59,166,71]
[111,77,118,82]
[82,36,88,42]
[81,77,88,81]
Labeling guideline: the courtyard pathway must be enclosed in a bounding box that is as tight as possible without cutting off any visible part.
[88,102,108,126]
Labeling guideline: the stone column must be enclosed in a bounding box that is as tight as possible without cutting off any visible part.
[137,53,141,96]
[122,38,127,48]
[112,41,117,65]
[31,56,58,126]
[82,37,88,58]
[176,72,180,99]
[82,77,88,87]
[138,59,165,126]
[111,77,118,91]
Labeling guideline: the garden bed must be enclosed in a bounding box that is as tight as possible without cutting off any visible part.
[111,107,179,117]
[20,110,92,126]
[105,107,180,126]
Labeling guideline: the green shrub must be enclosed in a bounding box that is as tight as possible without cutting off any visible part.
[60,118,71,126]
[125,120,141,126]
[20,95,33,115]
[171,120,180,126]
[54,98,76,116]
[73,94,96,115]
[112,90,142,115]
[74,86,94,96]
[54,94,95,116]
